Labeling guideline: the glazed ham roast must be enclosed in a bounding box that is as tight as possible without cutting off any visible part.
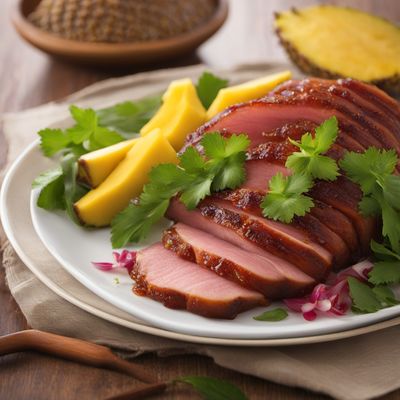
[131,78,400,319]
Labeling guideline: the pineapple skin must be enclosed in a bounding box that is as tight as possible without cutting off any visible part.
[275,7,400,97]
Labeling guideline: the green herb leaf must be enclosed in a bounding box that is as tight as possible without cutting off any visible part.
[253,307,288,321]
[111,132,250,247]
[340,148,397,195]
[60,153,89,224]
[368,261,400,285]
[196,72,229,109]
[348,277,382,313]
[38,129,71,157]
[370,240,400,261]
[261,173,314,223]
[33,167,65,210]
[176,376,247,400]
[286,116,339,180]
[372,285,400,306]
[96,96,161,136]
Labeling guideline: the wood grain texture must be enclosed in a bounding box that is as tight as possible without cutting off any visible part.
[0,0,399,399]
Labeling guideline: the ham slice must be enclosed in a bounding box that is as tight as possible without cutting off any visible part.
[167,198,332,280]
[132,243,266,319]
[163,223,315,298]
[271,79,400,154]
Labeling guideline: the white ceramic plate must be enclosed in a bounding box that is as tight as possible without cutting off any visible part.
[13,141,399,340]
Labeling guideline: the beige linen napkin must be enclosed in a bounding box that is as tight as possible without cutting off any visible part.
[2,64,400,400]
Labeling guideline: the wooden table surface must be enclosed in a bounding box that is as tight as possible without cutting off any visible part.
[1,1,399,399]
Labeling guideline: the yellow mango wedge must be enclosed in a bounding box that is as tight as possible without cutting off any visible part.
[74,129,178,227]
[78,138,138,188]
[206,71,292,119]
[140,78,206,151]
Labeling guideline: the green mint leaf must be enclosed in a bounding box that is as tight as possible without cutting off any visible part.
[196,72,229,109]
[38,129,71,157]
[176,376,247,400]
[261,173,314,223]
[33,167,65,210]
[96,96,161,136]
[368,261,400,285]
[286,116,339,180]
[348,277,382,313]
[372,285,400,306]
[253,307,288,321]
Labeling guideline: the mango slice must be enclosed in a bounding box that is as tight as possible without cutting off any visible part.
[74,129,178,227]
[140,78,206,151]
[206,71,292,119]
[78,138,138,188]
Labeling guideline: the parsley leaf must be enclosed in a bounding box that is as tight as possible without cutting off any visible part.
[196,72,229,109]
[253,308,288,321]
[111,132,250,247]
[96,96,161,136]
[348,277,382,313]
[176,376,247,400]
[340,148,400,253]
[368,261,400,285]
[261,173,314,223]
[286,116,339,180]
[33,167,65,210]
[38,129,71,157]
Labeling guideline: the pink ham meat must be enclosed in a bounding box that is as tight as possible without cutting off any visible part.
[163,223,315,298]
[130,77,398,318]
[167,198,331,280]
[132,243,266,319]
[271,79,400,154]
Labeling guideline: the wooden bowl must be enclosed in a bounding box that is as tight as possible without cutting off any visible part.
[12,0,228,66]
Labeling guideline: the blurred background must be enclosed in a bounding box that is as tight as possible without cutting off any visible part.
[1,0,399,115]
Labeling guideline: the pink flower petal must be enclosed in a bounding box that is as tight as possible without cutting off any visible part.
[92,262,114,271]
[303,310,317,321]
[92,250,137,274]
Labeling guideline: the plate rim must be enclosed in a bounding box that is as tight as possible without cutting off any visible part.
[3,141,400,346]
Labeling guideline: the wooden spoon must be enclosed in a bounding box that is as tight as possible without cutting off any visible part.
[0,329,159,384]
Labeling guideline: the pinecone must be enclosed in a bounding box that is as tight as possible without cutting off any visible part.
[28,0,216,43]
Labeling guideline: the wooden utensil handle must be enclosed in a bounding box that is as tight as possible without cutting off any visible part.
[0,330,157,383]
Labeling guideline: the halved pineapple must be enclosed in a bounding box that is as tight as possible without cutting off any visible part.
[275,6,400,95]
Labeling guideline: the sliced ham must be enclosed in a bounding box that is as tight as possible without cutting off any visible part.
[272,79,400,154]
[163,223,315,298]
[167,198,332,280]
[132,243,266,319]
[214,188,359,260]
[241,160,373,252]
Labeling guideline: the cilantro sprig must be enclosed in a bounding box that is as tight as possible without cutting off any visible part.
[261,173,314,223]
[261,116,339,223]
[196,71,228,109]
[111,132,250,248]
[286,116,339,180]
[33,97,162,220]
